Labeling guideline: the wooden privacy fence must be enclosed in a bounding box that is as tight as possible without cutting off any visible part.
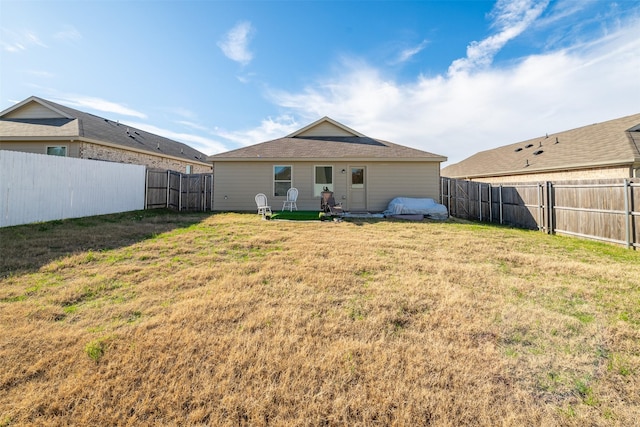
[441,177,640,249]
[146,169,213,211]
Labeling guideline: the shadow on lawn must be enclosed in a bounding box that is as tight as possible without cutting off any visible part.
[0,209,212,277]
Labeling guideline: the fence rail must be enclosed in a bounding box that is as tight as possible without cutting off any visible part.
[441,177,639,249]
[146,170,213,211]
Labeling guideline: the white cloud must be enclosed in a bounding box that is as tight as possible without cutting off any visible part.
[217,21,255,66]
[128,122,230,155]
[448,0,549,75]
[54,25,82,42]
[27,69,54,78]
[176,120,209,132]
[1,28,47,52]
[216,115,299,147]
[264,18,639,166]
[393,39,429,64]
[56,95,148,119]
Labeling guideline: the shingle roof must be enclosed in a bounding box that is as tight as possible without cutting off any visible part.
[210,118,446,162]
[442,113,640,179]
[0,96,209,164]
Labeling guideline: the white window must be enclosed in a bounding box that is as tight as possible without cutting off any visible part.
[186,165,192,174]
[314,166,333,197]
[274,165,292,196]
[46,146,67,156]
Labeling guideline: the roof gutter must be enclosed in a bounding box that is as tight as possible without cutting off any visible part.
[208,156,447,163]
[1,135,211,166]
[447,159,637,180]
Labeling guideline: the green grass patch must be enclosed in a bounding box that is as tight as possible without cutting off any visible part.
[270,210,322,221]
[84,337,110,363]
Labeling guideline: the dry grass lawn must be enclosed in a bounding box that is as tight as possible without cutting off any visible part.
[1,210,639,426]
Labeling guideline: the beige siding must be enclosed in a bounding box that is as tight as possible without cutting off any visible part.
[464,166,631,184]
[297,122,355,137]
[0,118,78,137]
[213,160,442,212]
[0,141,81,157]
[4,102,66,119]
[367,162,441,211]
[214,162,272,211]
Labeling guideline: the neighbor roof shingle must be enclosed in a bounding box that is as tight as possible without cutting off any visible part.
[0,97,209,164]
[442,113,640,179]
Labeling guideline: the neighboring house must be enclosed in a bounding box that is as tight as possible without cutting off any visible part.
[442,113,640,184]
[0,96,211,173]
[209,116,447,212]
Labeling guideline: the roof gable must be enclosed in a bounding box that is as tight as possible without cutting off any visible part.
[286,116,366,138]
[0,96,74,120]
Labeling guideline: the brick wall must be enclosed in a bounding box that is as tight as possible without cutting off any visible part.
[80,142,212,173]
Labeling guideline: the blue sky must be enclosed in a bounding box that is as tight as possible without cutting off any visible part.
[1,0,639,165]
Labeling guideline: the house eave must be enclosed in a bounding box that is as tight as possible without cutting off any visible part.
[445,159,636,180]
[209,156,447,163]
[1,135,79,142]
[1,135,210,166]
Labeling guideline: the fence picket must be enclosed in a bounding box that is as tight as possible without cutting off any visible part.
[145,169,214,212]
[441,177,639,249]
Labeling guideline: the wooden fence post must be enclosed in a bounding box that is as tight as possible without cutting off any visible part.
[166,170,170,209]
[447,179,451,217]
[478,183,482,222]
[546,181,554,235]
[488,183,492,223]
[537,183,543,231]
[624,179,631,249]
[178,173,183,212]
[144,168,149,210]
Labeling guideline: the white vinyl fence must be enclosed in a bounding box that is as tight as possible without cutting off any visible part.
[1,150,146,227]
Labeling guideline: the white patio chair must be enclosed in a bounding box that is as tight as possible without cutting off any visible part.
[282,187,298,212]
[255,193,272,218]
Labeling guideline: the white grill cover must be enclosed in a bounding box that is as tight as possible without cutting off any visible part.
[383,197,448,220]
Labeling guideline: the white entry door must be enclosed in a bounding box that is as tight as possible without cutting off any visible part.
[349,166,366,211]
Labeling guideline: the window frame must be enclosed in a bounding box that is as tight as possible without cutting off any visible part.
[273,165,292,197]
[46,145,67,157]
[314,165,334,197]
